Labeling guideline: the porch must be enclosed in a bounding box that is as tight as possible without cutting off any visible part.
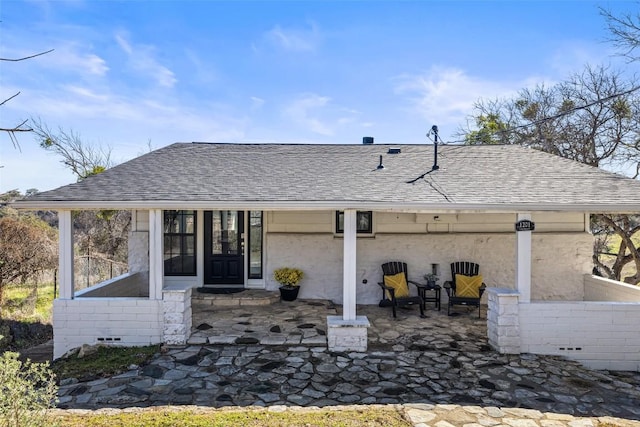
[50,209,640,371]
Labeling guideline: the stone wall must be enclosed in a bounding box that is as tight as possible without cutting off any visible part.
[162,285,193,346]
[486,288,520,354]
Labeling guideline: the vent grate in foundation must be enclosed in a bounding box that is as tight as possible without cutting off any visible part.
[97,337,122,342]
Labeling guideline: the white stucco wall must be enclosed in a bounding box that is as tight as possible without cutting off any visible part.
[123,209,591,300]
[584,274,640,301]
[52,298,163,359]
[265,232,593,305]
[128,231,149,273]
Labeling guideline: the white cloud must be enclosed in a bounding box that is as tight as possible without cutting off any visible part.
[115,32,133,55]
[264,23,321,52]
[63,85,109,101]
[250,96,265,110]
[30,44,109,77]
[114,31,177,88]
[283,93,334,136]
[185,49,218,84]
[547,41,614,77]
[393,66,526,140]
[281,94,371,137]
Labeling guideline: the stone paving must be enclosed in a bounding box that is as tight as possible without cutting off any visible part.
[54,299,640,425]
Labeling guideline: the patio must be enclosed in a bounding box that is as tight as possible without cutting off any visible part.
[189,291,487,352]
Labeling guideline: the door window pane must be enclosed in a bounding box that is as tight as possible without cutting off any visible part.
[249,211,263,279]
[211,211,239,255]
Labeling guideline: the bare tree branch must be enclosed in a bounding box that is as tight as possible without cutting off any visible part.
[0,92,20,107]
[1,48,53,149]
[31,118,113,180]
[601,7,640,61]
[0,49,54,62]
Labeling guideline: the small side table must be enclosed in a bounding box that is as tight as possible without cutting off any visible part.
[418,283,441,311]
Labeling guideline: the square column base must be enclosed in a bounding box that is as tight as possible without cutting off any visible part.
[326,315,370,352]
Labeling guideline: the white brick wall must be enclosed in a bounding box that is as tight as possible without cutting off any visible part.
[53,298,163,359]
[519,301,640,371]
[487,287,640,371]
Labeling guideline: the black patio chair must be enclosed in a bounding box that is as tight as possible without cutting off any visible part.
[443,261,487,318]
[377,261,426,318]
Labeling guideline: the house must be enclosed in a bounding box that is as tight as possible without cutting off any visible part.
[15,140,640,370]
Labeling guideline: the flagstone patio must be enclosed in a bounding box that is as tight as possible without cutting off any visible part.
[189,291,487,351]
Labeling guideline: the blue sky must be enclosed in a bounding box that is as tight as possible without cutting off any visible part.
[1,0,638,193]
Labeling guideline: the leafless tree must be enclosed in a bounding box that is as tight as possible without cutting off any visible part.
[0,214,57,306]
[31,118,114,180]
[601,6,640,62]
[30,120,130,264]
[0,49,53,148]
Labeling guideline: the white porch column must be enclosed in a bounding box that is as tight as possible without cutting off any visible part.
[516,212,532,303]
[148,209,163,300]
[58,210,74,299]
[342,209,357,321]
[327,209,370,352]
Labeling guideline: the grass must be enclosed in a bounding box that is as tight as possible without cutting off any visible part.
[53,407,412,427]
[0,282,55,350]
[2,282,55,323]
[51,345,160,382]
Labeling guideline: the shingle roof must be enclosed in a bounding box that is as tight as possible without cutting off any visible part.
[15,142,640,212]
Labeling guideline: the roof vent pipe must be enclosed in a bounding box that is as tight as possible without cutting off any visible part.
[377,155,384,170]
[362,136,374,144]
[431,125,440,171]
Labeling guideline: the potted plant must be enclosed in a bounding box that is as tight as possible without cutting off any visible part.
[274,267,304,301]
[424,273,440,288]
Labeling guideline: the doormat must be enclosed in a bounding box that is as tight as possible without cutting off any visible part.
[196,287,245,294]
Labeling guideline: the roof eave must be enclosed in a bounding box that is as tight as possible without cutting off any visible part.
[11,199,640,214]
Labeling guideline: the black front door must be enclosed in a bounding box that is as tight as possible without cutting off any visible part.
[204,211,244,285]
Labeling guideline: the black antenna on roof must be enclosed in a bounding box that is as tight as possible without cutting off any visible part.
[377,155,385,170]
[431,125,440,171]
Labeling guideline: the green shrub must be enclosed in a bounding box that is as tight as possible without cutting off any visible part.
[0,351,58,427]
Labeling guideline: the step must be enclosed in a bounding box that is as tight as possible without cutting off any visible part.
[192,289,280,307]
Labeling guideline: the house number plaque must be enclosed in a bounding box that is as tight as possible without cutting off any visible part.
[515,219,535,232]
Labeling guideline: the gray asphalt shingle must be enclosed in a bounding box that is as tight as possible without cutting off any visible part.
[16,143,640,211]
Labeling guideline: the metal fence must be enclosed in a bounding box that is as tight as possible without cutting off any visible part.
[73,255,128,293]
